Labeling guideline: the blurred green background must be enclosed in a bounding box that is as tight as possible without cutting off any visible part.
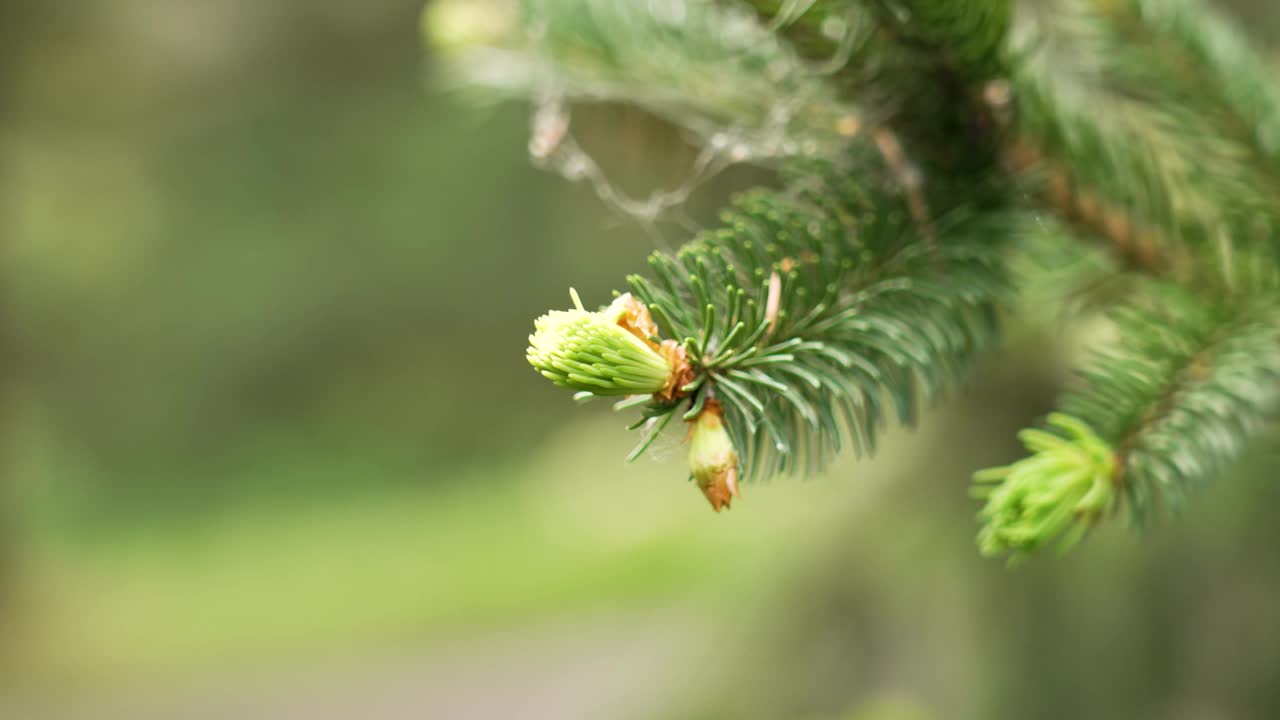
[3,1,1280,718]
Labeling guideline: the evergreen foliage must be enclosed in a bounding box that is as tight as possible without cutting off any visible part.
[622,158,1011,480]
[428,0,1280,560]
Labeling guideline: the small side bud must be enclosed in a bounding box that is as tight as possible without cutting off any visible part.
[527,290,676,396]
[688,401,740,512]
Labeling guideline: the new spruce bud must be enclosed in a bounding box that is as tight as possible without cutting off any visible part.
[972,413,1117,561]
[527,290,677,396]
[688,401,740,512]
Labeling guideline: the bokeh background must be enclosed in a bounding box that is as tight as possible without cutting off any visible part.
[3,1,1280,718]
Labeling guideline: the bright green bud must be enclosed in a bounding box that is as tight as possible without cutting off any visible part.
[972,413,1117,562]
[688,402,740,512]
[422,0,517,53]
[527,290,675,396]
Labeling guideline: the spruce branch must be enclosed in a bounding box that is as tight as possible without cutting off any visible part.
[976,288,1280,558]
[1066,291,1280,522]
[1083,0,1280,258]
[526,153,1011,500]
[624,163,1011,482]
[1000,0,1280,281]
[1002,62,1208,278]
[431,0,1280,560]
[998,130,1178,276]
[1094,0,1280,176]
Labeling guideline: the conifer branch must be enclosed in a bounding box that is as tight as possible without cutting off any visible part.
[1001,0,1280,282]
[1094,0,1280,176]
[1065,291,1280,521]
[1002,63,1211,279]
[976,288,1280,559]
[623,157,1011,482]
[998,131,1178,275]
[430,0,1280,560]
[535,147,1012,502]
